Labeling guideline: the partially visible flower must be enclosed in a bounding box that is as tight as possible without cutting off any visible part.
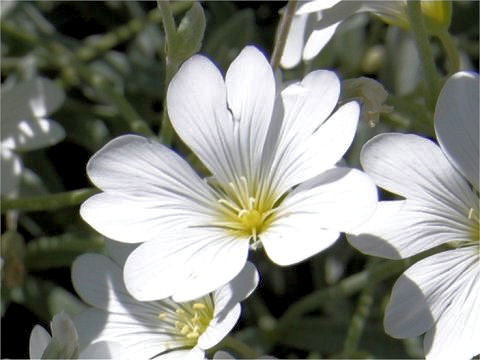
[29,312,123,359]
[80,46,377,302]
[71,251,259,360]
[342,77,393,127]
[281,0,452,69]
[348,71,479,359]
[1,77,65,196]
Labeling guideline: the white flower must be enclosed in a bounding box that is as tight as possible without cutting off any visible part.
[71,251,259,360]
[80,45,377,301]
[348,71,479,359]
[1,77,65,196]
[280,0,449,69]
[29,312,123,359]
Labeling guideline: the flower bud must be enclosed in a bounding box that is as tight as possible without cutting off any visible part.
[342,77,393,127]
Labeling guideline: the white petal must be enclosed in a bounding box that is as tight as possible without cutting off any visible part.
[1,118,65,152]
[278,167,378,233]
[124,228,249,302]
[348,199,472,259]
[296,0,344,15]
[303,101,360,173]
[384,247,479,339]
[267,70,341,192]
[105,239,138,267]
[424,253,480,360]
[160,348,204,360]
[74,308,175,360]
[1,78,65,151]
[263,167,376,266]
[434,71,479,189]
[29,325,51,359]
[225,46,275,180]
[281,13,309,69]
[81,135,216,243]
[80,341,126,359]
[85,135,213,203]
[262,224,340,266]
[280,69,340,138]
[361,133,474,211]
[303,21,340,60]
[212,261,259,318]
[1,78,65,128]
[0,148,22,196]
[166,53,236,185]
[49,312,79,358]
[72,254,163,316]
[198,304,241,350]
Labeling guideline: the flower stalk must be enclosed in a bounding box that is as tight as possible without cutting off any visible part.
[271,0,298,69]
[157,0,180,145]
[406,0,441,110]
[1,188,98,213]
[341,272,375,356]
[437,29,461,75]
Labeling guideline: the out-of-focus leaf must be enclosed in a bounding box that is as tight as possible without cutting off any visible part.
[278,316,408,358]
[173,2,206,61]
[19,168,49,197]
[386,94,434,136]
[131,24,163,59]
[125,49,165,97]
[206,2,236,29]
[333,14,368,77]
[203,9,256,71]
[22,150,65,193]
[89,51,129,96]
[25,233,105,271]
[279,317,346,354]
[48,286,87,318]
[12,276,86,323]
[60,114,111,153]
[383,26,422,95]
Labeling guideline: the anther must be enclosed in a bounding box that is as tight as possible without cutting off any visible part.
[468,208,475,220]
[193,303,206,310]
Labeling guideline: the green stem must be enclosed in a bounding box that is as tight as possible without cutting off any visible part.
[157,0,179,145]
[341,273,375,355]
[0,21,36,45]
[1,188,98,213]
[437,29,460,75]
[250,294,277,332]
[270,252,430,342]
[212,335,261,359]
[406,1,440,110]
[270,0,298,68]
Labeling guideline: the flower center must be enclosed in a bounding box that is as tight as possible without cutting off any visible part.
[214,176,276,244]
[158,300,214,347]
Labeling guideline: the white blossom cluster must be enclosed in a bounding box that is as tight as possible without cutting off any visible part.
[4,1,476,359]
